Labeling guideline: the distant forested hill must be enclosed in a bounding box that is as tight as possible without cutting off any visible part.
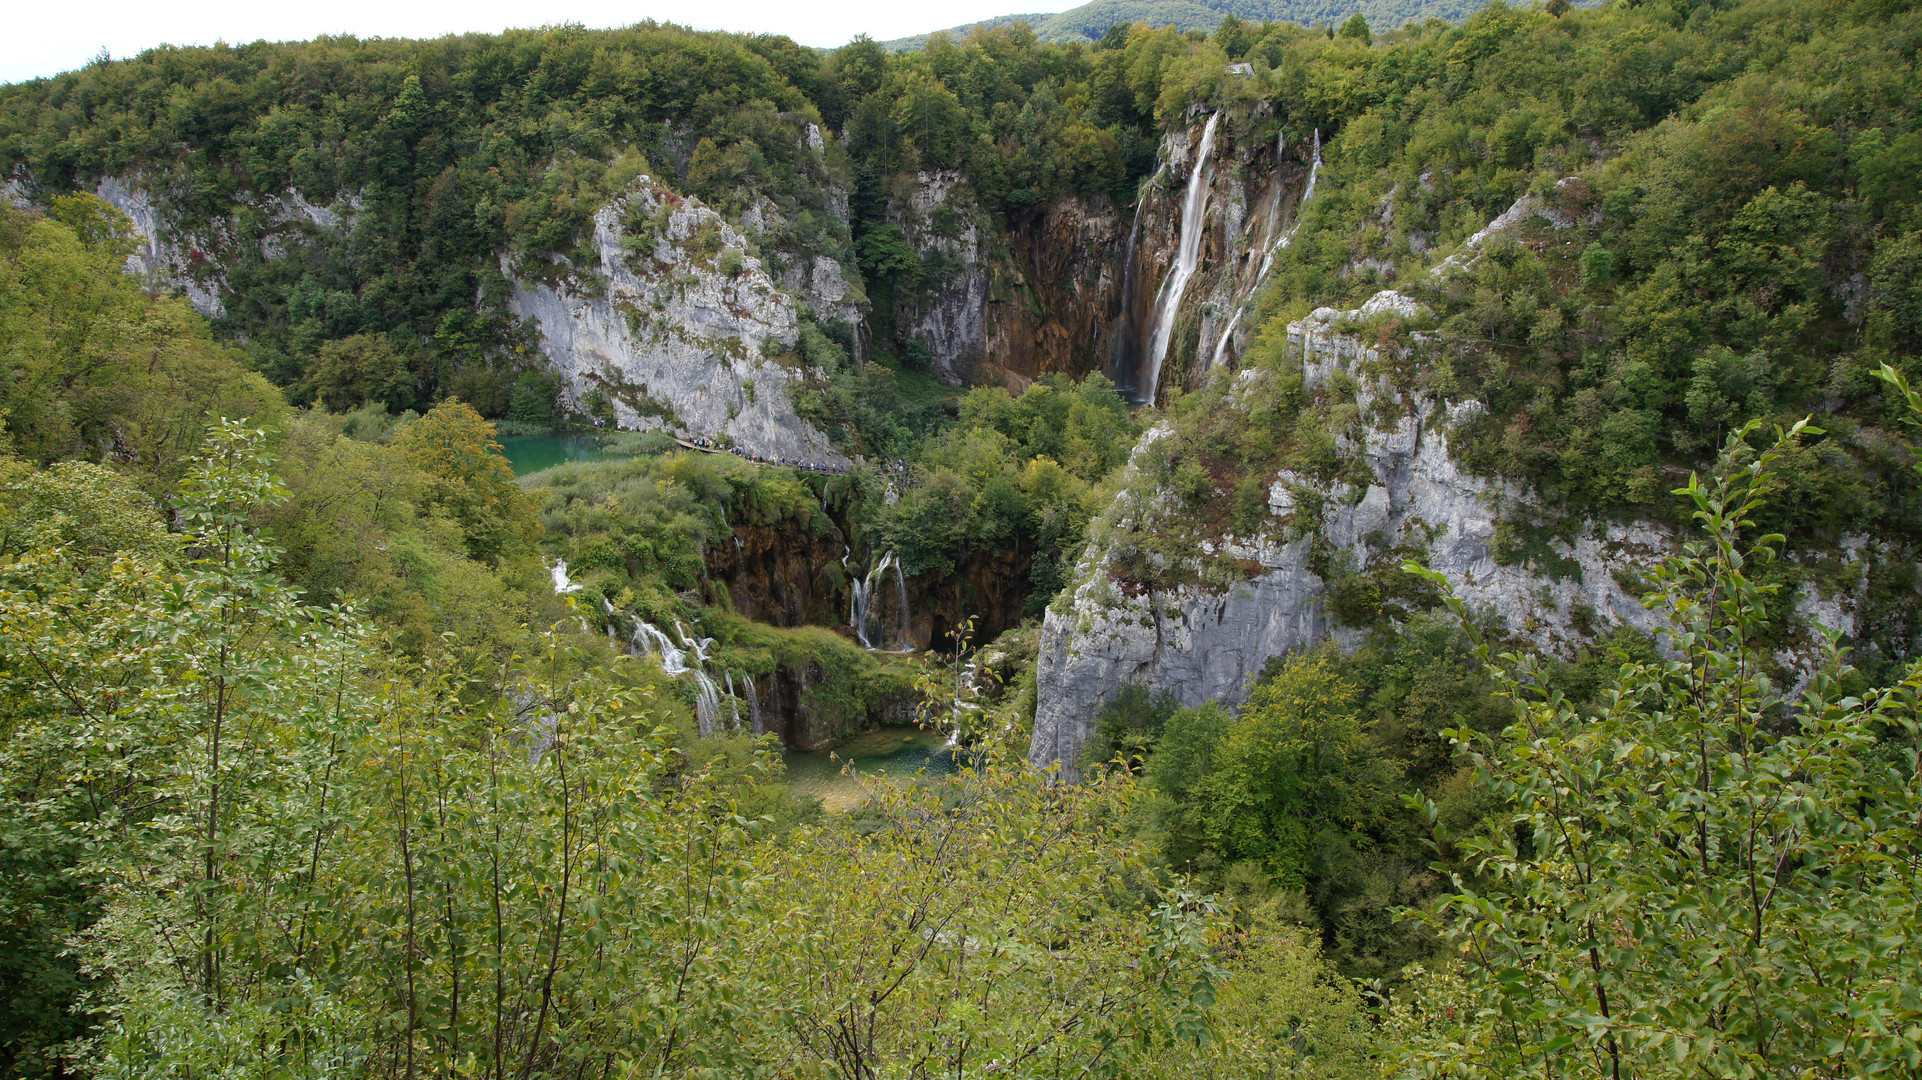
[879,0,1599,50]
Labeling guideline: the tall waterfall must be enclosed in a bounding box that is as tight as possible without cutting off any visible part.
[1208,128,1322,372]
[1141,112,1220,407]
[846,550,909,650]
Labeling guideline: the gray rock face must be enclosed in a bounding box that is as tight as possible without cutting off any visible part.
[1028,290,1865,777]
[893,170,989,384]
[90,175,366,320]
[506,180,848,464]
[94,176,228,319]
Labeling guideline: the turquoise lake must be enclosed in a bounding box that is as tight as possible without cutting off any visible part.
[498,434,619,476]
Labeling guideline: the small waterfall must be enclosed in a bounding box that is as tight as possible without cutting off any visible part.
[743,673,762,733]
[550,559,582,594]
[891,557,911,650]
[1141,112,1220,407]
[1209,129,1322,372]
[626,616,739,737]
[842,550,860,640]
[631,618,687,674]
[846,550,903,650]
[690,670,721,737]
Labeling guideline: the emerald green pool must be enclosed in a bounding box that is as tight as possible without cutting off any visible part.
[498,434,618,476]
[782,727,959,812]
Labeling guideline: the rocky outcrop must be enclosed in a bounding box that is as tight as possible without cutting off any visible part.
[985,197,1130,387]
[708,518,849,629]
[746,657,919,751]
[506,179,849,464]
[907,544,1035,652]
[1028,290,1871,777]
[890,171,992,384]
[94,176,229,319]
[88,175,367,321]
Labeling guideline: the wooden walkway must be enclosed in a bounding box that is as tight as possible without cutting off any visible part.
[673,438,845,474]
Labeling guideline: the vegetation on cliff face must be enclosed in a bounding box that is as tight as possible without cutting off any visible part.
[5,0,1922,1071]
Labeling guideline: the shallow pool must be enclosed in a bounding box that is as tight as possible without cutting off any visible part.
[782,727,959,813]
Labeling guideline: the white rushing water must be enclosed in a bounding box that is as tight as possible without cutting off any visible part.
[846,550,909,650]
[625,616,736,736]
[1208,128,1322,372]
[1141,112,1220,407]
[550,559,583,594]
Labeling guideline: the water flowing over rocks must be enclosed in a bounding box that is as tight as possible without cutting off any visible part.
[506,180,848,465]
[1141,113,1220,406]
[887,112,1317,396]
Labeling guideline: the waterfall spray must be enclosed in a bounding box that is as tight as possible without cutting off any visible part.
[625,616,741,737]
[1141,112,1220,407]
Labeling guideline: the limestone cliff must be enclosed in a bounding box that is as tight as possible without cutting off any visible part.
[506,179,849,464]
[886,111,1314,398]
[91,175,364,321]
[1028,289,1874,777]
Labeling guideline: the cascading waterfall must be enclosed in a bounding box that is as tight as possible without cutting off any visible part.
[1208,128,1322,372]
[631,619,686,673]
[550,559,582,594]
[1141,112,1220,407]
[743,673,762,732]
[846,550,907,650]
[690,671,721,736]
[626,616,740,737]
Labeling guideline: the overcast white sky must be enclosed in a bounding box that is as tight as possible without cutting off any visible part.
[3,0,1072,85]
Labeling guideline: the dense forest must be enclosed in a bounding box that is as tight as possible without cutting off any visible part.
[4,0,1922,1074]
[879,0,1605,51]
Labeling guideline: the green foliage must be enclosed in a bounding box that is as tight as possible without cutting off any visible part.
[885,0,1580,52]
[391,398,540,566]
[880,373,1138,609]
[791,329,954,461]
[534,448,824,607]
[0,430,1345,1075]
[309,333,416,413]
[0,204,285,482]
[1400,419,1922,1077]
[0,24,847,416]
[1227,0,1922,540]
[260,414,537,654]
[1082,682,1182,771]
[1195,656,1397,887]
